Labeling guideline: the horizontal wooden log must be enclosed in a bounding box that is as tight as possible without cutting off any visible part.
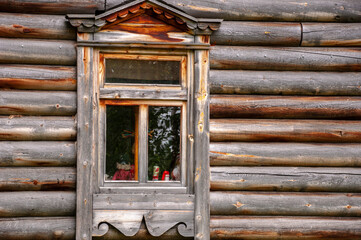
[209,70,361,96]
[0,13,75,40]
[0,65,76,90]
[0,116,76,141]
[0,90,76,116]
[210,192,361,217]
[0,141,76,167]
[210,216,361,239]
[0,38,76,65]
[210,143,361,167]
[210,119,361,143]
[210,46,361,71]
[211,22,301,46]
[107,0,361,22]
[210,167,361,192]
[302,23,361,47]
[210,95,361,119]
[0,167,76,191]
[0,191,75,217]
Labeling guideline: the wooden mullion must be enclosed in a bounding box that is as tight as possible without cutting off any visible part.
[138,105,148,183]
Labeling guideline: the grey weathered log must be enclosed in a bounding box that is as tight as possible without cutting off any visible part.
[0,167,76,191]
[210,95,361,119]
[107,0,361,22]
[0,65,76,90]
[210,192,361,217]
[210,216,361,239]
[210,142,361,167]
[210,46,361,71]
[0,191,75,217]
[210,70,361,96]
[0,141,76,167]
[0,217,75,240]
[0,38,76,65]
[0,116,76,141]
[302,23,361,47]
[211,21,301,46]
[0,90,76,116]
[100,88,187,100]
[210,167,361,192]
[210,119,361,143]
[0,13,75,40]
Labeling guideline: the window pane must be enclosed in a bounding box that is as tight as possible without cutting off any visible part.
[148,106,181,181]
[106,105,138,181]
[106,59,180,85]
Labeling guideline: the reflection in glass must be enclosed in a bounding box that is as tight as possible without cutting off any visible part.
[106,105,138,181]
[148,106,181,181]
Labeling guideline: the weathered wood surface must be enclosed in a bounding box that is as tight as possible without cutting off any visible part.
[0,65,76,90]
[210,216,361,239]
[211,22,301,46]
[210,142,361,167]
[0,38,76,65]
[0,191,75,217]
[0,13,75,40]
[100,88,187,100]
[302,23,361,47]
[210,167,361,192]
[107,0,361,22]
[209,70,361,96]
[210,95,361,119]
[210,46,361,71]
[0,91,76,116]
[210,192,361,217]
[0,141,76,167]
[210,119,361,143]
[0,116,76,141]
[0,167,76,191]
[0,217,75,240]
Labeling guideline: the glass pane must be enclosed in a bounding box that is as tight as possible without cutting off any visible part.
[106,59,180,85]
[106,105,138,181]
[148,106,181,181]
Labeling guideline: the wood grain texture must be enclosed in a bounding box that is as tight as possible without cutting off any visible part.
[0,65,76,90]
[0,191,75,217]
[210,46,361,71]
[0,38,76,65]
[210,142,361,167]
[0,167,76,191]
[210,167,361,192]
[210,95,361,119]
[210,192,361,217]
[209,70,361,96]
[0,116,76,141]
[0,90,76,116]
[0,141,76,167]
[210,119,361,143]
[211,21,301,46]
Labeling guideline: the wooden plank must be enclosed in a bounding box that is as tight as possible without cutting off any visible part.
[0,65,76,90]
[210,95,361,119]
[0,116,76,141]
[210,192,361,217]
[210,142,361,167]
[302,23,361,47]
[0,13,75,40]
[0,191,75,217]
[0,90,76,116]
[210,70,361,96]
[211,21,301,46]
[100,88,188,100]
[0,141,76,167]
[210,167,361,192]
[210,216,361,239]
[0,38,76,65]
[210,46,361,71]
[0,167,76,191]
[210,119,361,143]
